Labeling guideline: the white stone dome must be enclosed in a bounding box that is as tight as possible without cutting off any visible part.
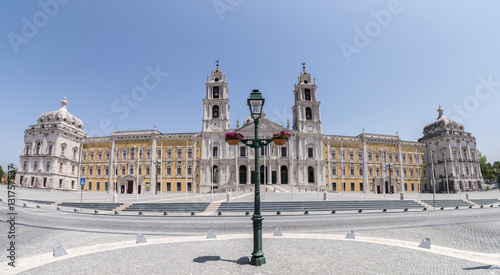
[423,105,463,135]
[37,97,84,129]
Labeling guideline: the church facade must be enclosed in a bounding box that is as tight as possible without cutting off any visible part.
[15,64,485,194]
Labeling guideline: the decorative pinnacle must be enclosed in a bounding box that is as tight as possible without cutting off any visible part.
[437,104,444,118]
[60,97,68,108]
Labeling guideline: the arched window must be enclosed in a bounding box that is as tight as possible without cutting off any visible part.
[36,142,41,155]
[308,166,314,183]
[280,166,288,184]
[213,86,220,98]
[213,105,219,118]
[239,165,247,184]
[305,107,312,120]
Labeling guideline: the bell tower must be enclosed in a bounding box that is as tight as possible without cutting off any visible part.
[202,61,230,132]
[292,63,322,133]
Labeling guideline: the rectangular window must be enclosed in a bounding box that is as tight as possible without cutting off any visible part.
[146,149,151,159]
[129,166,134,175]
[138,166,142,175]
[58,162,63,173]
[368,151,372,161]
[105,182,109,191]
[48,144,53,155]
[350,166,354,177]
[115,149,119,160]
[375,152,379,162]
[188,148,193,159]
[304,88,311,100]
[409,153,413,164]
[139,148,143,159]
[331,150,336,160]
[121,165,125,175]
[340,150,345,160]
[90,151,94,161]
[358,151,362,161]
[341,165,346,176]
[88,181,92,191]
[359,167,363,176]
[177,164,182,176]
[82,150,87,160]
[177,182,182,192]
[350,182,355,192]
[308,148,314,158]
[73,148,78,159]
[213,86,220,98]
[410,168,414,178]
[369,167,373,177]
[122,149,127,160]
[402,153,406,163]
[281,147,287,157]
[403,167,407,178]
[105,166,109,176]
[72,165,75,175]
[389,152,393,162]
[89,166,93,176]
[177,148,182,159]
[106,150,110,160]
[376,167,380,177]
[81,166,85,176]
[240,147,246,157]
[349,151,354,161]
[98,151,102,161]
[359,182,363,191]
[97,166,101,176]
[167,182,171,191]
[415,154,419,164]
[332,166,337,176]
[213,147,218,157]
[167,149,172,159]
[396,167,400,177]
[96,182,101,191]
[187,182,192,192]
[33,161,38,171]
[167,165,172,176]
[187,164,192,175]
[59,179,63,189]
[395,152,399,162]
[157,149,162,160]
[130,149,135,160]
[146,166,150,176]
[46,162,50,172]
[411,183,415,191]
[382,151,386,162]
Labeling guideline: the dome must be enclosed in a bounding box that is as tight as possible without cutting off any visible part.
[423,105,463,135]
[37,97,84,129]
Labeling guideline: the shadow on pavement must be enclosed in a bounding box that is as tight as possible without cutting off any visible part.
[193,256,251,265]
[463,265,500,270]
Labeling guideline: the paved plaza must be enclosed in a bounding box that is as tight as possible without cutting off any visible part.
[1,185,500,274]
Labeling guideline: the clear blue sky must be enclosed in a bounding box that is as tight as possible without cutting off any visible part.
[1,0,500,171]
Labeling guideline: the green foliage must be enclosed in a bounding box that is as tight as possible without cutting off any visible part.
[0,165,4,183]
[479,151,500,181]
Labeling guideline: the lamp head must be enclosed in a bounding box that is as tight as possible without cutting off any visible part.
[247,89,265,119]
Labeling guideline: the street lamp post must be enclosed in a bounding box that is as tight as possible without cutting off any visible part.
[239,89,272,266]
[154,160,161,197]
[388,164,393,195]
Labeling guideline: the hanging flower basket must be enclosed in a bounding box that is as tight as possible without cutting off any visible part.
[225,132,244,145]
[272,131,291,146]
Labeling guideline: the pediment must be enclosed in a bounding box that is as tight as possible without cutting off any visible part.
[235,117,288,137]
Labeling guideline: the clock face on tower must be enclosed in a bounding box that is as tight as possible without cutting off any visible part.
[211,121,219,129]
[306,123,313,132]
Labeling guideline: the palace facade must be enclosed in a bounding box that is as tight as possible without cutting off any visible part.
[15,64,485,194]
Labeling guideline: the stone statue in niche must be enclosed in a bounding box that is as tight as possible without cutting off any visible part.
[272,147,276,156]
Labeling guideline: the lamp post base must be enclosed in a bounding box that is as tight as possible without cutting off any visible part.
[251,256,266,266]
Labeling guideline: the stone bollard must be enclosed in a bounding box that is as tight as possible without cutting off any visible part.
[227,192,232,202]
[323,191,328,200]
[400,192,405,200]
[465,193,469,200]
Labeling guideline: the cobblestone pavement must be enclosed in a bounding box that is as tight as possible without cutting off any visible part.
[1,185,500,274]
